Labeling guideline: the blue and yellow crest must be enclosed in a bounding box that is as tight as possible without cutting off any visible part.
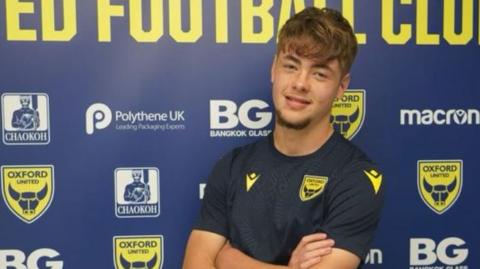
[299,175,328,202]
[330,89,365,140]
[1,165,54,223]
[114,235,163,269]
[418,160,463,215]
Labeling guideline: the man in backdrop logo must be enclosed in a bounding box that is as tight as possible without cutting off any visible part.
[330,89,365,140]
[113,235,164,269]
[1,165,54,224]
[1,93,50,145]
[115,168,160,218]
[410,237,469,269]
[0,248,63,269]
[209,99,272,137]
[417,160,462,214]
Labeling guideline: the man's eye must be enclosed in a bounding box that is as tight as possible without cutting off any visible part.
[314,72,327,80]
[283,64,296,70]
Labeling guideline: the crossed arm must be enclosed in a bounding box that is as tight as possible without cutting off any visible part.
[182,230,360,269]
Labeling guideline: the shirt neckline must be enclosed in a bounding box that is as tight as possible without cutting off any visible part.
[268,131,341,162]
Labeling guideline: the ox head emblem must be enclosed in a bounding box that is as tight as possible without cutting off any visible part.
[330,90,365,140]
[114,236,163,269]
[1,165,54,223]
[299,175,328,202]
[423,177,456,206]
[418,160,462,215]
[8,184,48,214]
[120,254,157,269]
[330,107,359,137]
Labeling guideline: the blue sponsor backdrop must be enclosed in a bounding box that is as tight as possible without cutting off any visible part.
[0,1,478,268]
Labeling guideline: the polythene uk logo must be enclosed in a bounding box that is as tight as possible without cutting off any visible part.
[330,89,365,140]
[113,235,164,269]
[1,165,54,223]
[418,160,462,214]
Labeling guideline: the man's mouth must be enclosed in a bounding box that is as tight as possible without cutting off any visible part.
[285,95,311,109]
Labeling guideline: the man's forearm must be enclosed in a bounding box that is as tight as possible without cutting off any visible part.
[182,230,226,269]
[183,257,217,269]
[183,243,218,269]
[215,243,288,269]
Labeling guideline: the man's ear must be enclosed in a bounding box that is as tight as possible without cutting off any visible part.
[336,73,351,98]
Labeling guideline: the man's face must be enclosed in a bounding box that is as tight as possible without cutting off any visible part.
[132,171,142,182]
[270,51,350,130]
[20,96,30,108]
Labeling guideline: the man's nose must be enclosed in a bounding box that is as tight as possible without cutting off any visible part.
[293,70,309,91]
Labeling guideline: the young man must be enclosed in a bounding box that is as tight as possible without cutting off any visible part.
[183,7,384,269]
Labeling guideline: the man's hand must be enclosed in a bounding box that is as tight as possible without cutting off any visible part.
[288,233,335,269]
[215,233,334,269]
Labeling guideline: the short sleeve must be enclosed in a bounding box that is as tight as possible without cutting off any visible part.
[193,152,233,237]
[318,161,384,260]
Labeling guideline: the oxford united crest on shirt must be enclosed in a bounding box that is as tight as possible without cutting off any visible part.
[113,235,163,269]
[418,160,463,214]
[1,165,54,223]
[299,175,328,201]
[1,93,50,145]
[115,167,160,218]
[330,89,365,140]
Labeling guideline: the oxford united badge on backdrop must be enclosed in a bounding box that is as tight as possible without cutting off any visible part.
[418,160,463,214]
[330,89,365,140]
[115,167,160,218]
[1,93,50,145]
[113,235,163,269]
[1,165,54,223]
[299,175,328,201]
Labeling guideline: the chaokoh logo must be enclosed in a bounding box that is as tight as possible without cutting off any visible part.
[330,89,365,140]
[115,167,160,218]
[1,93,50,145]
[1,165,54,223]
[417,160,462,214]
[113,235,164,269]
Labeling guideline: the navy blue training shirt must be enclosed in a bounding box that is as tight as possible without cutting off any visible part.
[195,131,384,265]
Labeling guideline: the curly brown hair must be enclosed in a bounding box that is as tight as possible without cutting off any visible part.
[277,7,358,75]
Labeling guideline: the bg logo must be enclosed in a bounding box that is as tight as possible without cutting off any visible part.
[1,93,50,145]
[85,103,112,134]
[418,160,462,214]
[113,235,163,269]
[1,165,54,223]
[410,237,468,267]
[210,99,272,137]
[330,90,365,140]
[0,248,63,269]
[115,168,160,218]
